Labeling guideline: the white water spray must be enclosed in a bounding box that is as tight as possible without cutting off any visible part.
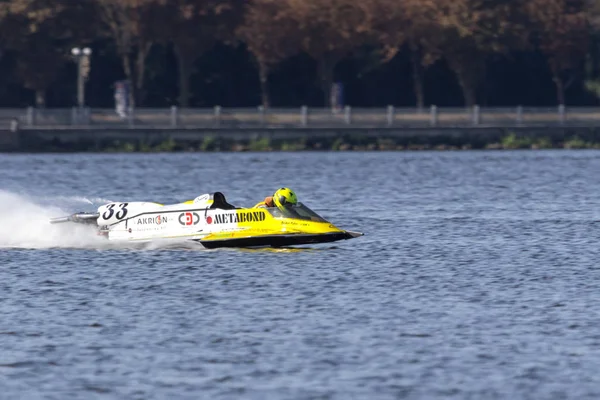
[0,190,110,249]
[0,190,211,251]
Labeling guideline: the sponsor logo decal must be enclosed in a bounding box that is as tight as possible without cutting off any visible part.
[282,220,309,227]
[206,216,213,224]
[179,212,200,226]
[194,194,210,203]
[137,215,168,225]
[212,211,266,224]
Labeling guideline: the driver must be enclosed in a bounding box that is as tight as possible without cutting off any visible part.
[254,187,298,210]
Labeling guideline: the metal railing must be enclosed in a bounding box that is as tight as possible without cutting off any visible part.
[5,105,600,129]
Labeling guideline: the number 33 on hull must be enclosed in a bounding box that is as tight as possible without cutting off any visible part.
[49,192,363,248]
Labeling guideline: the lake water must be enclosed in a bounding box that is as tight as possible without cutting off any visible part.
[1,150,600,399]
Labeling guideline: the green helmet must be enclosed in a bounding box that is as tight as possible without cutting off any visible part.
[273,187,298,209]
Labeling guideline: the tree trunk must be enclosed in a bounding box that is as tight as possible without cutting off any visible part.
[35,89,45,108]
[550,62,565,105]
[457,73,477,107]
[174,45,194,107]
[554,77,565,106]
[121,54,135,108]
[135,43,152,107]
[258,61,270,108]
[409,46,425,109]
[447,53,482,107]
[318,55,336,108]
[177,58,191,108]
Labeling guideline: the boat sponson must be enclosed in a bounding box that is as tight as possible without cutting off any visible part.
[198,231,359,249]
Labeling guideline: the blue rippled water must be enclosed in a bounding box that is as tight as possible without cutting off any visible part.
[1,150,600,399]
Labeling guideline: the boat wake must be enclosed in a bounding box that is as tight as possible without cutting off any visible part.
[0,190,114,249]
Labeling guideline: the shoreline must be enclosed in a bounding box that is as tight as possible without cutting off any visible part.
[2,126,600,152]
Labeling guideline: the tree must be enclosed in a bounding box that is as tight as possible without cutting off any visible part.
[288,0,376,107]
[584,0,600,100]
[434,0,486,107]
[372,0,442,108]
[95,0,158,107]
[0,0,96,107]
[237,0,300,107]
[527,0,588,105]
[426,0,529,106]
[155,0,242,107]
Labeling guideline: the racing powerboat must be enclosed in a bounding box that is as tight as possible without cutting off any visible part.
[50,192,363,248]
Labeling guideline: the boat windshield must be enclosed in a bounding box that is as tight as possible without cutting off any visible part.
[264,203,328,222]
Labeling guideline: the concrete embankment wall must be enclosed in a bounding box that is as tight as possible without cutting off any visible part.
[2,126,600,152]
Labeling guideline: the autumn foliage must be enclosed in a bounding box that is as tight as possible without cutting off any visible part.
[0,0,596,107]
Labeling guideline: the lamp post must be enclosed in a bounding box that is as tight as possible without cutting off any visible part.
[71,47,92,108]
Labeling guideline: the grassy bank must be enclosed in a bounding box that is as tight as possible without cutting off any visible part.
[7,127,600,152]
[95,133,600,153]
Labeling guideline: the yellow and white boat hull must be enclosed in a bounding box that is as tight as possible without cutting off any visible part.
[50,192,363,248]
